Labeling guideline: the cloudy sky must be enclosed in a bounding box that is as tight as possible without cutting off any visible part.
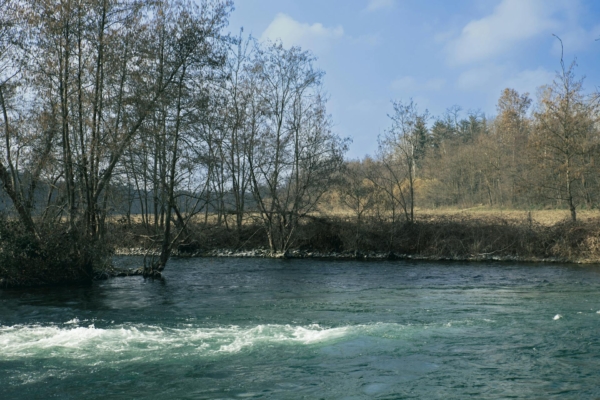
[227,0,600,158]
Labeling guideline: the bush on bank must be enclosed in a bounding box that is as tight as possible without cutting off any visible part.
[3,212,599,288]
[108,214,600,263]
[0,215,110,288]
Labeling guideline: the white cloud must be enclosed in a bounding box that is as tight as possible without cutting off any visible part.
[391,76,417,91]
[260,13,344,54]
[551,24,600,55]
[365,0,395,12]
[424,78,446,91]
[445,0,566,65]
[349,99,385,113]
[391,76,446,92]
[353,33,383,46]
[454,65,555,115]
[503,67,555,97]
[457,65,507,91]
[457,65,554,95]
[434,29,457,44]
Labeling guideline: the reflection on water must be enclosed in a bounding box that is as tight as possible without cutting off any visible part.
[2,258,600,399]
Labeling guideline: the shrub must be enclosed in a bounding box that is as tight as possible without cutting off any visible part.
[0,215,110,287]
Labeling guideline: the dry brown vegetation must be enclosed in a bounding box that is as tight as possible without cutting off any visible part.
[106,208,600,264]
[319,205,600,226]
[416,208,600,226]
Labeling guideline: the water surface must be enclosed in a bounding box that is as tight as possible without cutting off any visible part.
[2,258,600,399]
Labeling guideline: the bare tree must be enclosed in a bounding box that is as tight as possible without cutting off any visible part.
[248,42,347,252]
[531,47,598,221]
[340,160,377,252]
[379,100,429,222]
[496,88,532,205]
[0,0,233,284]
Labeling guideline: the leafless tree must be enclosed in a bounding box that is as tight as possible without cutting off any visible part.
[248,42,348,251]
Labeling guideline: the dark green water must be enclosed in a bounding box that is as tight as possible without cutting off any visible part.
[2,258,600,399]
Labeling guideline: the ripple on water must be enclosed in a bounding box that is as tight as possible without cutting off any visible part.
[0,321,417,361]
[2,258,600,399]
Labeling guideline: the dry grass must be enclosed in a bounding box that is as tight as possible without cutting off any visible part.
[313,213,600,262]
[415,207,600,226]
[318,204,600,226]
[110,203,600,228]
[103,206,600,263]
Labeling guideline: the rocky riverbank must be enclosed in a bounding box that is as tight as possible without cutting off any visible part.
[94,246,599,282]
[112,246,593,264]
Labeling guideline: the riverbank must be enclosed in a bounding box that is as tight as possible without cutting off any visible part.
[113,246,585,263]
[99,243,599,281]
[4,212,600,286]
[107,213,600,265]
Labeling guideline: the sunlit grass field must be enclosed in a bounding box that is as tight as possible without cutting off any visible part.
[414,207,600,226]
[317,205,600,226]
[112,206,600,228]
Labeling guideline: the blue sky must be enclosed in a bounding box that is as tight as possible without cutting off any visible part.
[227,0,600,159]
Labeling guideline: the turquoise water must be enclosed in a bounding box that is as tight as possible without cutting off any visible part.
[2,258,600,399]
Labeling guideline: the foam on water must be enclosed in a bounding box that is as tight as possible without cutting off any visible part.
[0,321,418,362]
[3,259,600,399]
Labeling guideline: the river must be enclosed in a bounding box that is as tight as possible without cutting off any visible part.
[1,257,600,399]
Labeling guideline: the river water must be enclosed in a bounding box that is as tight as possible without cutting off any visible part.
[1,258,600,399]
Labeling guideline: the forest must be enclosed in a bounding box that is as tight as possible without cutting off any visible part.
[1,0,600,287]
[348,79,600,222]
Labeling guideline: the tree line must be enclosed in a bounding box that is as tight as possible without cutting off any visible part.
[0,0,348,282]
[340,57,600,226]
